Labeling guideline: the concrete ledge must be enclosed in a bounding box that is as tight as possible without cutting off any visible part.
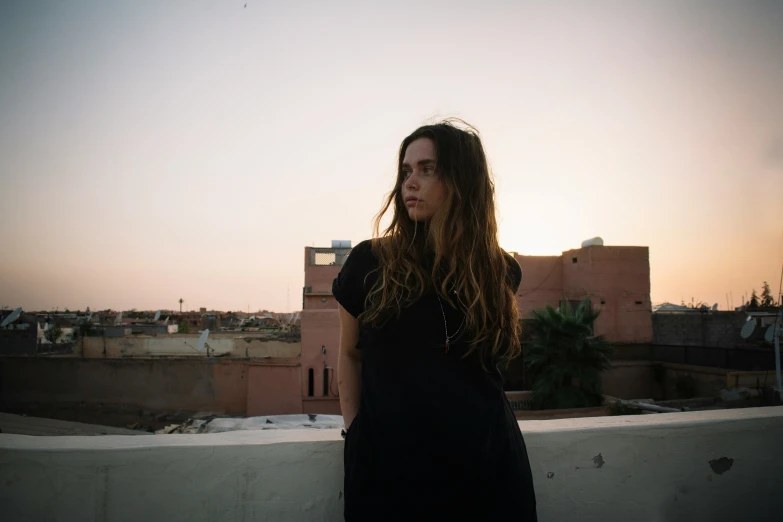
[2,407,782,521]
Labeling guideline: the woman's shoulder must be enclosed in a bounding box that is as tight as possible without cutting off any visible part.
[346,239,378,267]
[332,239,379,318]
[501,250,522,293]
[351,238,374,254]
[501,249,519,268]
[337,239,383,283]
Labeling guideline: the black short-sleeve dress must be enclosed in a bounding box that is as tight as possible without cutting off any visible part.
[333,239,538,521]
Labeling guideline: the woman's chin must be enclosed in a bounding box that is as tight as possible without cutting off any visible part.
[407,209,430,222]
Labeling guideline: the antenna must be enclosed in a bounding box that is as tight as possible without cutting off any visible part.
[740,320,755,339]
[114,311,123,326]
[1,307,22,328]
[153,310,161,322]
[771,310,783,395]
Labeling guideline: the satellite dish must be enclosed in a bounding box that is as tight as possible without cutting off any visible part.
[87,311,93,322]
[746,315,753,322]
[740,321,756,339]
[712,303,718,311]
[765,325,778,343]
[1,307,22,328]
[164,316,169,325]
[153,310,161,322]
[196,329,210,351]
[114,311,123,326]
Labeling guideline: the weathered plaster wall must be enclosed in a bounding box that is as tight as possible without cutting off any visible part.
[239,339,301,358]
[82,336,235,357]
[515,255,564,318]
[302,397,342,415]
[602,361,661,400]
[300,310,340,403]
[80,336,300,359]
[2,407,781,522]
[246,364,303,416]
[562,246,652,343]
[303,248,342,294]
[0,357,305,417]
[603,361,732,401]
[657,363,729,401]
[303,276,340,310]
[303,294,338,310]
[301,249,343,413]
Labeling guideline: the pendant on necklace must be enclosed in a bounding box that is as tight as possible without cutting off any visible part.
[445,340,450,353]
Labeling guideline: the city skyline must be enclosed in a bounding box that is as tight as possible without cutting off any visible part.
[1,1,782,313]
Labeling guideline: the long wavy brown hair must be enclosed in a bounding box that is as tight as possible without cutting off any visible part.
[360,119,521,367]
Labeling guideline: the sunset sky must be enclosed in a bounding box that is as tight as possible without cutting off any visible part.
[1,0,781,313]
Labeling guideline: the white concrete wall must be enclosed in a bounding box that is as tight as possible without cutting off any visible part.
[1,407,781,522]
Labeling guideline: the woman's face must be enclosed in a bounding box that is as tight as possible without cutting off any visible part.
[400,138,448,222]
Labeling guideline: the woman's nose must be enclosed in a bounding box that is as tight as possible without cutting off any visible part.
[405,172,418,190]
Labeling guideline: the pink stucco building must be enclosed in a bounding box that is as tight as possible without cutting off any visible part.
[299,241,653,415]
[516,246,653,343]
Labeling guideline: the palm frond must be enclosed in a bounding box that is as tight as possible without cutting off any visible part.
[523,297,614,409]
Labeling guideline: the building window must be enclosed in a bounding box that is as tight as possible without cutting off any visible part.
[323,368,329,397]
[308,368,314,397]
[310,248,352,266]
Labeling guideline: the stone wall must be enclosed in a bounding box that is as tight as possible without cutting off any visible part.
[652,311,769,348]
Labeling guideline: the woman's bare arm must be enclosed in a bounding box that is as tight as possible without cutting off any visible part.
[337,304,362,429]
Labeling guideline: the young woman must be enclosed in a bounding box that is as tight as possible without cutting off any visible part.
[333,120,537,521]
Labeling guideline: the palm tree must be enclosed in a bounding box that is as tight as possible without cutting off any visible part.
[524,298,614,410]
[179,298,183,314]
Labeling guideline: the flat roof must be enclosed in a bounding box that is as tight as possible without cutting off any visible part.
[0,412,151,436]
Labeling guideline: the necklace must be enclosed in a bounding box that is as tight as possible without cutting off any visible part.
[435,291,465,353]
